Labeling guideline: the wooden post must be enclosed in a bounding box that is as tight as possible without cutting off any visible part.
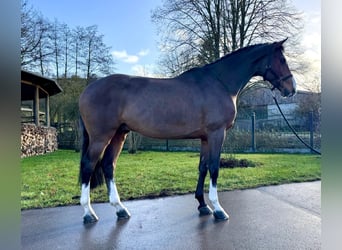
[310,111,314,153]
[251,112,256,152]
[45,95,50,127]
[34,86,40,126]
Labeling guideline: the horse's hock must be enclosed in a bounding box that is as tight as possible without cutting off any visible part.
[21,123,58,158]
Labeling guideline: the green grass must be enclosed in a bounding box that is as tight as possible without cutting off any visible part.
[21,150,321,209]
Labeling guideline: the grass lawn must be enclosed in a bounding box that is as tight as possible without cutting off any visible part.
[21,150,321,209]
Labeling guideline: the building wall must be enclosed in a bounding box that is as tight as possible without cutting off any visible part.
[21,123,58,158]
[267,103,298,119]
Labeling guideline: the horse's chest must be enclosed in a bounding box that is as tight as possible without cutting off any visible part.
[224,107,237,130]
[223,97,237,130]
[205,97,237,131]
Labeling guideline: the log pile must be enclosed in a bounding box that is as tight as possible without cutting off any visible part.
[21,123,58,158]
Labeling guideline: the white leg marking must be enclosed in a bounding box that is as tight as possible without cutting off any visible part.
[80,183,98,219]
[208,179,224,212]
[109,179,128,213]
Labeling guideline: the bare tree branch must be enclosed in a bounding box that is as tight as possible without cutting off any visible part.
[152,0,304,77]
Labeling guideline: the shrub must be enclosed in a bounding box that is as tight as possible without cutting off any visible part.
[219,155,258,168]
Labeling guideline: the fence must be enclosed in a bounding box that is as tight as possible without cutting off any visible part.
[55,111,321,154]
[53,122,78,150]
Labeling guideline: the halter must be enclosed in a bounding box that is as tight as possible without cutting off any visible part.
[263,50,293,91]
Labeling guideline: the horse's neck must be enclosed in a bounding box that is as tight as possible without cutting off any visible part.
[209,46,269,96]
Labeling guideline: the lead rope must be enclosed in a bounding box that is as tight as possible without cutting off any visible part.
[271,90,321,155]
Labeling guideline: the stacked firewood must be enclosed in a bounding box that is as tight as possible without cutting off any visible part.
[21,123,58,158]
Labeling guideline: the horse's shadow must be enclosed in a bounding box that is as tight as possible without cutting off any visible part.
[79,219,129,250]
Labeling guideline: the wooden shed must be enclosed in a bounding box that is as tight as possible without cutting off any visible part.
[21,70,63,157]
[21,70,62,126]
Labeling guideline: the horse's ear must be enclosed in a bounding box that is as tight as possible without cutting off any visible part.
[273,38,288,50]
[276,38,288,46]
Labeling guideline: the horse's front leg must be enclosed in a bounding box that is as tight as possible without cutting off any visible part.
[195,139,213,216]
[106,179,131,219]
[209,178,229,221]
[208,129,229,221]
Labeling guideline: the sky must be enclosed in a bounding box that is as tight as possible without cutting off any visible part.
[27,0,321,84]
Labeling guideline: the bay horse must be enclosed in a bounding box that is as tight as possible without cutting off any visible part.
[79,39,296,224]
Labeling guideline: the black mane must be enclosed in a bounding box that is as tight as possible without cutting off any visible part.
[179,41,283,77]
[206,43,271,67]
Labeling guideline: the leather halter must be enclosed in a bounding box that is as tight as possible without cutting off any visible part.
[263,51,293,91]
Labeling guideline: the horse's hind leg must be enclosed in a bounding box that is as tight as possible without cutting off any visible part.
[80,140,108,224]
[102,130,131,220]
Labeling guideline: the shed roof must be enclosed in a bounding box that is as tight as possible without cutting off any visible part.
[21,70,63,100]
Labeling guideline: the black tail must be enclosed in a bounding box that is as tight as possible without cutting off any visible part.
[79,116,89,162]
[89,161,105,189]
[79,116,105,189]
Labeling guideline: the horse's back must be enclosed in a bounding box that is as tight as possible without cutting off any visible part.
[79,72,236,139]
[79,74,137,112]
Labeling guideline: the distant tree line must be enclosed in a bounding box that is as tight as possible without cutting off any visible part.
[21,0,115,80]
[21,0,116,151]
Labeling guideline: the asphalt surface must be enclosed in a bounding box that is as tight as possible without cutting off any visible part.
[21,181,321,250]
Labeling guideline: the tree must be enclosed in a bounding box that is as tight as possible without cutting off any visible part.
[21,2,115,79]
[50,76,86,123]
[61,23,71,78]
[49,20,72,79]
[71,26,85,78]
[83,25,114,81]
[21,0,52,73]
[21,2,117,150]
[36,22,54,76]
[50,76,87,151]
[152,0,303,76]
[50,19,62,79]
[127,132,142,154]
[21,0,40,66]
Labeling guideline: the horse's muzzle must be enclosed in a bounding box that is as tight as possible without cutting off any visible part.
[281,77,296,97]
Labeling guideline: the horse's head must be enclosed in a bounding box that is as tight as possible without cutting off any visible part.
[263,38,296,97]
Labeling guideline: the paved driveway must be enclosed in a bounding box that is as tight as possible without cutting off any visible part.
[21,181,321,250]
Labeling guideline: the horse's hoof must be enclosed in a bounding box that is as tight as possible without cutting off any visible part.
[116,208,131,220]
[83,214,98,224]
[198,205,213,216]
[213,210,229,221]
